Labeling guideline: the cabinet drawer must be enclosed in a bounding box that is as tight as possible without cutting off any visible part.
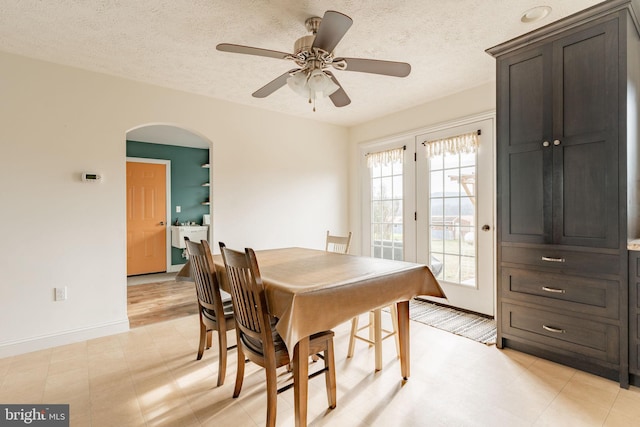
[501,303,619,364]
[501,246,619,275]
[501,268,619,319]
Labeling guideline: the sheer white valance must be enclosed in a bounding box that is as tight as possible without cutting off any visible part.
[366,146,404,169]
[423,131,479,158]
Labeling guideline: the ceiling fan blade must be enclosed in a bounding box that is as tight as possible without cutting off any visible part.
[325,71,351,107]
[217,43,290,60]
[252,69,299,98]
[335,57,411,77]
[312,11,353,53]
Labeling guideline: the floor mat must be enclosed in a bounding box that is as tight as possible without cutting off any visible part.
[409,298,496,345]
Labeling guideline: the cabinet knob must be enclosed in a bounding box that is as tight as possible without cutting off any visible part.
[159,221,165,226]
[553,139,561,146]
[481,224,491,231]
[542,141,550,147]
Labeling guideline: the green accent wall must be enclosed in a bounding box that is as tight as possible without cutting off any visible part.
[127,140,210,265]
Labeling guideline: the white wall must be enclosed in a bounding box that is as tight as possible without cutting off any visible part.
[0,52,349,357]
[347,82,496,255]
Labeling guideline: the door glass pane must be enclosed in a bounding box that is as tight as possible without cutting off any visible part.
[430,170,443,197]
[429,152,477,286]
[371,156,403,260]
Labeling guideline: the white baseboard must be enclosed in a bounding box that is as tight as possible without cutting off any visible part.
[0,319,130,358]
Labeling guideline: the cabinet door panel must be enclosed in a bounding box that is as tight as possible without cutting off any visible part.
[508,150,545,237]
[509,55,545,145]
[560,140,608,238]
[561,32,608,137]
[553,19,619,248]
[498,46,552,244]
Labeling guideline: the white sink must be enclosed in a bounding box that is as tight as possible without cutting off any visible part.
[171,225,208,248]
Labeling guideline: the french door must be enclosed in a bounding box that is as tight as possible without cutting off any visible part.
[362,116,495,316]
[416,118,494,315]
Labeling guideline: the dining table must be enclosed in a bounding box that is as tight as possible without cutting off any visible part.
[179,247,446,426]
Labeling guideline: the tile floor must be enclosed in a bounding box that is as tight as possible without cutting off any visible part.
[1,314,639,426]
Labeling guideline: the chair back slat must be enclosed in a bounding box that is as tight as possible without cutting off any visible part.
[325,231,352,254]
[228,264,260,334]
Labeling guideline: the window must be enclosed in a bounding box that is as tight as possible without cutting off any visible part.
[370,151,404,261]
[428,151,476,285]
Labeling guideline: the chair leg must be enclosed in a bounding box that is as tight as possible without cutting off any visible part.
[233,345,245,398]
[197,321,207,360]
[216,329,228,387]
[368,311,375,347]
[373,309,382,371]
[206,330,213,349]
[265,361,278,427]
[390,304,400,358]
[347,317,358,358]
[324,340,337,409]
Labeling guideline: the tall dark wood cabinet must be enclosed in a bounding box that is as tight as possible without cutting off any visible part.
[487,0,640,387]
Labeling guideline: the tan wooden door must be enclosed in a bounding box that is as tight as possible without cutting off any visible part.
[127,161,167,276]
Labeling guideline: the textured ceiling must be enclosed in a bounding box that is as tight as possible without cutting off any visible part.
[0,0,603,128]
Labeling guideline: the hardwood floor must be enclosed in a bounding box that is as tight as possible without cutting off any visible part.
[127,279,198,328]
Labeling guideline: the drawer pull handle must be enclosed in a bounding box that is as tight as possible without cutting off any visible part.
[541,286,566,294]
[541,256,566,263]
[542,325,566,334]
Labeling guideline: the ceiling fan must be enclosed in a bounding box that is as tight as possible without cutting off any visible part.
[216,10,411,110]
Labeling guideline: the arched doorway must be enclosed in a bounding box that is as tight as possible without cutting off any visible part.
[125,124,212,326]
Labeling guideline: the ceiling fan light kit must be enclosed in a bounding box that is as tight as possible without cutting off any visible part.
[216,10,411,111]
[287,69,339,101]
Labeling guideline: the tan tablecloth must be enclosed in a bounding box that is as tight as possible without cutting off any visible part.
[212,247,445,355]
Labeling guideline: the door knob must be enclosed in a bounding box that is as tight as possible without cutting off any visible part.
[482,224,490,231]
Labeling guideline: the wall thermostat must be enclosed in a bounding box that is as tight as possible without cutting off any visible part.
[81,172,102,182]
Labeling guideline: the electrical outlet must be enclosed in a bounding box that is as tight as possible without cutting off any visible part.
[55,286,67,301]
[176,206,181,213]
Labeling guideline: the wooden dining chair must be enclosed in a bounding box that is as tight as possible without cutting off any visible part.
[219,242,336,427]
[184,237,236,387]
[326,231,399,371]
